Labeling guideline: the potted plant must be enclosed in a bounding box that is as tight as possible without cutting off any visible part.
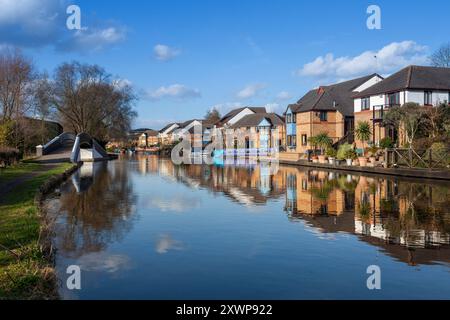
[337,143,352,166]
[312,155,319,163]
[315,133,333,164]
[326,147,337,165]
[355,121,372,167]
[367,145,379,164]
[344,149,357,166]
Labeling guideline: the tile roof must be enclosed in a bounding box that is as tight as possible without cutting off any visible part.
[354,65,450,97]
[230,113,285,129]
[217,106,267,125]
[288,74,379,116]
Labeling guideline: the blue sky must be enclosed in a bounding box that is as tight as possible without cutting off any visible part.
[1,0,449,129]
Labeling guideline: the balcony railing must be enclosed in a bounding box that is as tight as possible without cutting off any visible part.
[371,104,399,122]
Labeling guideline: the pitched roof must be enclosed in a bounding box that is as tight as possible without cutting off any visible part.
[218,106,267,125]
[143,129,158,137]
[231,113,285,129]
[288,74,379,116]
[354,65,450,97]
[159,123,179,133]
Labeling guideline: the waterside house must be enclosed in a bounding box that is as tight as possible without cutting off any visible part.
[158,123,181,145]
[280,74,383,162]
[353,65,450,148]
[229,113,285,155]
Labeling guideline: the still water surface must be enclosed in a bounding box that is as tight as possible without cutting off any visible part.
[47,155,450,299]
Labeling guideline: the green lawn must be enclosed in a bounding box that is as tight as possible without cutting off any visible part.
[0,162,73,300]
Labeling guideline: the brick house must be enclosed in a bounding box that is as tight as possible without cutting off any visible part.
[158,123,180,145]
[138,129,159,148]
[282,74,383,160]
[353,65,450,148]
[229,113,285,155]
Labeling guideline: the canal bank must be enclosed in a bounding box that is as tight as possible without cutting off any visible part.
[279,159,450,181]
[0,162,79,299]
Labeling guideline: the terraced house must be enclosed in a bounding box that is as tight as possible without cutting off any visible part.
[353,65,450,148]
[158,122,180,145]
[230,113,285,155]
[282,74,383,161]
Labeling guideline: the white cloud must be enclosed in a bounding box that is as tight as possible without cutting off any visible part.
[113,78,132,89]
[297,41,429,81]
[59,26,127,52]
[78,252,131,273]
[145,84,201,101]
[236,83,267,99]
[276,91,292,100]
[155,234,184,254]
[153,44,180,61]
[0,0,127,52]
[264,103,281,113]
[209,102,244,115]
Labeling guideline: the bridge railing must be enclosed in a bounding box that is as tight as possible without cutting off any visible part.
[36,132,76,156]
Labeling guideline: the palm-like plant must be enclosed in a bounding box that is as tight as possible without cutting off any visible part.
[314,133,333,155]
[355,121,372,151]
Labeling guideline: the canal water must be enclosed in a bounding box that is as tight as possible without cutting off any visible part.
[46,155,450,299]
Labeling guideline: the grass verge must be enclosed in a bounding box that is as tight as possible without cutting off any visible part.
[0,162,74,300]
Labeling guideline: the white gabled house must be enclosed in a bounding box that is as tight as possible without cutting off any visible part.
[353,65,450,148]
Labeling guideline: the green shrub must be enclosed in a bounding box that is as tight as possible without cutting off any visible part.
[430,142,449,165]
[337,143,353,160]
[344,149,358,160]
[379,137,394,149]
[0,147,20,167]
[325,147,337,157]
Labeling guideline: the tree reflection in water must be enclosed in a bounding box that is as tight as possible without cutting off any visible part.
[54,161,137,258]
[52,154,450,266]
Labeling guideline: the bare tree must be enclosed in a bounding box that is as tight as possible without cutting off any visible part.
[205,107,221,123]
[0,48,35,121]
[49,62,137,144]
[429,43,450,67]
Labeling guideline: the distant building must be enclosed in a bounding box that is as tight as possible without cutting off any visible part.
[158,123,180,145]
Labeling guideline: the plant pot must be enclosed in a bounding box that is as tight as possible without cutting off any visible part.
[312,158,319,163]
[328,157,336,165]
[318,155,327,164]
[358,156,368,167]
[346,159,353,166]
[369,157,376,164]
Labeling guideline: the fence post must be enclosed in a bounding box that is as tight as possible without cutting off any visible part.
[428,149,432,169]
[408,148,413,168]
[384,148,389,168]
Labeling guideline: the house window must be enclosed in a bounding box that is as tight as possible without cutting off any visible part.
[292,113,297,123]
[387,92,400,106]
[286,114,292,123]
[424,91,433,106]
[301,134,307,146]
[319,111,327,121]
[287,135,297,147]
[361,97,370,111]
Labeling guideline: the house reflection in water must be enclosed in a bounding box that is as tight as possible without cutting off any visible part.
[128,155,450,266]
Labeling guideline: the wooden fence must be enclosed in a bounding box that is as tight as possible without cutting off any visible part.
[385,147,449,169]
